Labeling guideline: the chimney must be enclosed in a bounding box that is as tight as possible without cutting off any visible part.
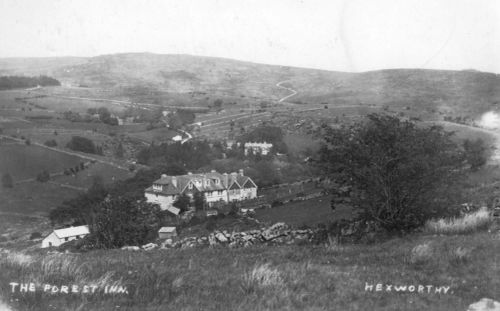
[223,173,228,187]
[211,169,216,173]
[239,169,244,176]
[171,176,177,188]
[187,172,192,175]
[161,174,167,179]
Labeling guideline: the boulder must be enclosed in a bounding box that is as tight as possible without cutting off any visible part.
[141,243,158,251]
[215,232,228,243]
[467,298,500,311]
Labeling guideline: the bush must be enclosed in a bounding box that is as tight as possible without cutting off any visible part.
[66,136,98,154]
[424,207,492,235]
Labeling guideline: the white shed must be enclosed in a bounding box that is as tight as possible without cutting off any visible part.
[158,226,177,240]
[41,225,90,248]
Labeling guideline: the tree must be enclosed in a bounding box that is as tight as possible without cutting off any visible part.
[173,193,191,213]
[66,136,97,154]
[84,198,162,249]
[2,173,13,188]
[193,191,206,210]
[463,138,488,171]
[49,175,108,225]
[319,114,466,233]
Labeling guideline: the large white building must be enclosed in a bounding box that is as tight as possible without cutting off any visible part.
[41,225,89,248]
[145,169,258,213]
[244,142,273,156]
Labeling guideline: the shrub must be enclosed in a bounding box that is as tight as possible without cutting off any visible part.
[425,207,492,235]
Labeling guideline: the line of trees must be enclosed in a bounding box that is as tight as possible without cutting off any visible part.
[0,75,60,90]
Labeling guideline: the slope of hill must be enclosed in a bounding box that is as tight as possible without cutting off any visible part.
[1,53,499,116]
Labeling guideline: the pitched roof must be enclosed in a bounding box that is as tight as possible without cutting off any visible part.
[158,226,177,233]
[146,170,257,196]
[53,225,89,239]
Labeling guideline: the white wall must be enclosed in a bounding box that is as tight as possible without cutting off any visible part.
[41,233,87,248]
[145,192,175,210]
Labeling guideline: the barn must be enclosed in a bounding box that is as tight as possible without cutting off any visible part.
[41,225,90,248]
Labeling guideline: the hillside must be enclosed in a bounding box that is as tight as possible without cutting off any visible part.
[1,53,499,118]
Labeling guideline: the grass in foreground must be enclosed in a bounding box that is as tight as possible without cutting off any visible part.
[1,229,499,311]
[425,207,493,235]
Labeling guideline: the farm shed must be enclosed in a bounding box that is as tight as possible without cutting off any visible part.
[158,227,177,239]
[41,225,89,248]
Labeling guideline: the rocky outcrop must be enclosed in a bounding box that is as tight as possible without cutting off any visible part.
[467,298,500,311]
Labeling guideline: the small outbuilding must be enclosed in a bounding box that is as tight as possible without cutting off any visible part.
[158,226,177,240]
[41,225,89,248]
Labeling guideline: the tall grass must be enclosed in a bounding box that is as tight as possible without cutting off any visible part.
[241,263,284,293]
[425,207,493,234]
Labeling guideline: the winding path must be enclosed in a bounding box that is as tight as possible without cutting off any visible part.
[276,80,298,103]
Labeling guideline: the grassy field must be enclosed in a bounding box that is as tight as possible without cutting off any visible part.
[0,229,499,310]
[0,144,83,180]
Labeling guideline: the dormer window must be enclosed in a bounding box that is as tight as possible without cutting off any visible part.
[188,183,193,190]
[215,179,220,185]
[153,184,162,191]
[205,179,210,187]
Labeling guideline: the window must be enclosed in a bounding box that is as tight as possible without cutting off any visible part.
[64,237,69,242]
[76,235,80,239]
[188,183,193,189]
[215,179,220,185]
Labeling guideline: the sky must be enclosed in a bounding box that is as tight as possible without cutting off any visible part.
[0,0,498,73]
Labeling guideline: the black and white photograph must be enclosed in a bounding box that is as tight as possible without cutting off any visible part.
[0,0,499,310]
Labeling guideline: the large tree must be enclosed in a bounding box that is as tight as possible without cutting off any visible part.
[84,197,163,249]
[319,114,468,232]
